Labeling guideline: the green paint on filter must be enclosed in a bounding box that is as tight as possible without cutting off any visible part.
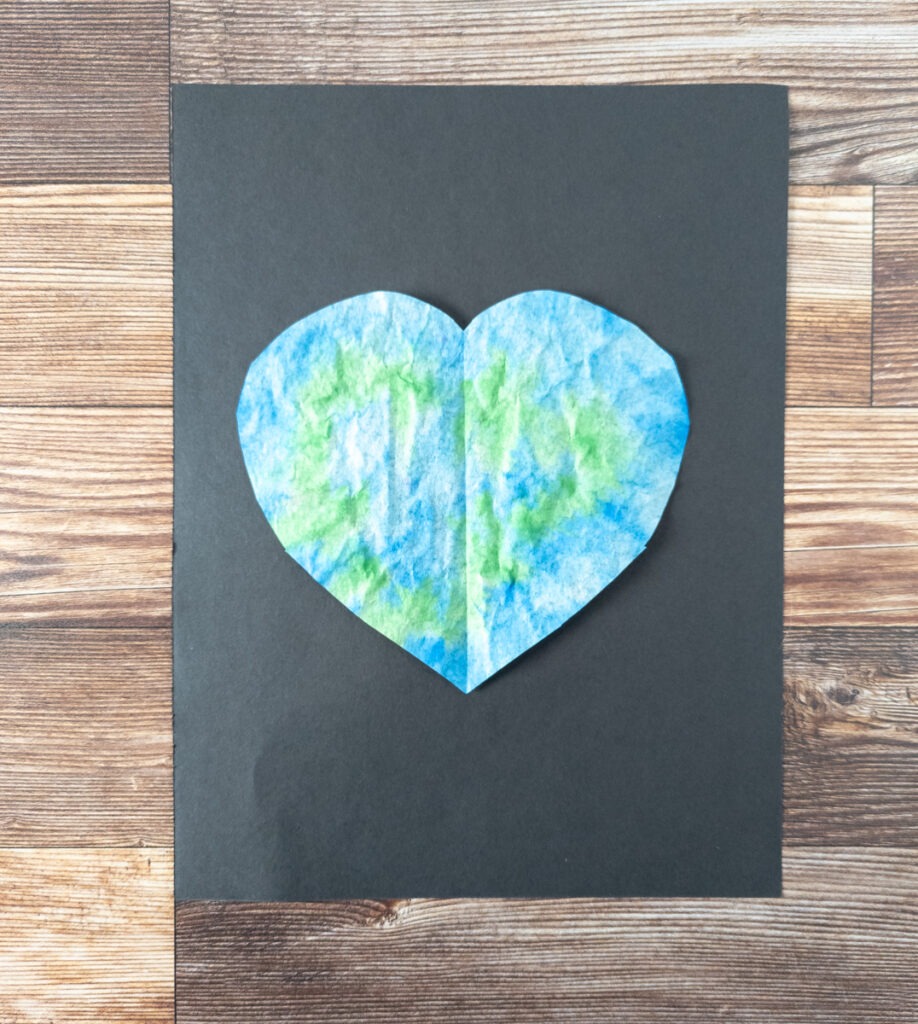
[273,337,445,553]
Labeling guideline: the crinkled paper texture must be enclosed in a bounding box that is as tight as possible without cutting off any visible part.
[237,290,689,692]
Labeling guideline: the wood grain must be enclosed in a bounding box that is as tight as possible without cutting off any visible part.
[784,627,918,845]
[171,1,918,184]
[0,408,172,513]
[2,4,917,1017]
[0,403,913,632]
[785,409,918,624]
[786,187,872,406]
[0,508,170,626]
[792,87,918,184]
[786,409,918,549]
[0,1,168,182]
[786,545,918,625]
[0,629,172,846]
[0,848,173,1023]
[873,186,918,404]
[0,186,172,406]
[175,847,918,1024]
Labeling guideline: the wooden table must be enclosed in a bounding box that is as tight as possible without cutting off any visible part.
[1,3,916,1021]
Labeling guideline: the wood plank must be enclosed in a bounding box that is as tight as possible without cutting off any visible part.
[171,1,918,183]
[0,1,168,181]
[0,848,173,1023]
[785,409,918,624]
[0,508,170,626]
[784,627,918,845]
[792,88,918,185]
[873,186,918,404]
[786,545,918,625]
[786,187,872,405]
[786,409,918,548]
[175,847,918,1024]
[0,186,172,406]
[0,629,172,846]
[0,408,172,513]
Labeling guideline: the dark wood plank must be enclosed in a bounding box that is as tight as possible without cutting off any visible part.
[0,629,172,846]
[873,186,918,405]
[0,1,169,182]
[0,848,173,1023]
[786,187,872,405]
[0,186,172,406]
[171,1,918,184]
[784,627,918,845]
[176,847,918,1024]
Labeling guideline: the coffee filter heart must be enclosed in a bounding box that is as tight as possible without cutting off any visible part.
[237,290,689,692]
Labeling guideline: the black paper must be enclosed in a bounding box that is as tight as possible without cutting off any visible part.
[173,85,787,899]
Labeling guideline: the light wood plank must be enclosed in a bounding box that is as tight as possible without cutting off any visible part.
[171,1,918,183]
[0,1,168,181]
[0,508,170,626]
[786,545,918,625]
[786,409,918,549]
[791,87,918,185]
[0,408,172,513]
[786,187,872,406]
[785,409,918,624]
[873,186,918,404]
[0,848,173,1024]
[0,629,172,846]
[170,1,918,87]
[784,627,918,845]
[175,847,918,1024]
[0,186,172,406]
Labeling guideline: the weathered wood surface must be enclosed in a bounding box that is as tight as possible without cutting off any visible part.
[0,407,172,512]
[2,3,918,1020]
[171,1,918,184]
[0,186,172,406]
[784,627,918,845]
[785,545,918,626]
[873,186,918,405]
[786,187,872,406]
[784,409,918,624]
[0,629,172,846]
[0,848,173,1024]
[785,408,918,550]
[0,2,169,182]
[175,847,918,1024]
[0,507,171,626]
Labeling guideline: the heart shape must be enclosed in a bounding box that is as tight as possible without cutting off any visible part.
[237,291,689,692]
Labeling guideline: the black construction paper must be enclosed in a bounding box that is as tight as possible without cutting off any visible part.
[173,84,787,899]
